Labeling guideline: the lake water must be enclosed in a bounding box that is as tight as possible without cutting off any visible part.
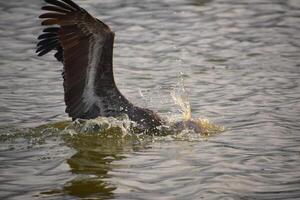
[1,0,300,199]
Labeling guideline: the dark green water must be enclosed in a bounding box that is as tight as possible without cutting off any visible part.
[1,0,300,199]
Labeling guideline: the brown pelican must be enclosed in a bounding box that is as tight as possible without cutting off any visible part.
[37,0,203,133]
[37,0,164,131]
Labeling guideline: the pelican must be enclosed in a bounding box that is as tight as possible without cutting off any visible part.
[36,0,165,131]
[37,0,202,133]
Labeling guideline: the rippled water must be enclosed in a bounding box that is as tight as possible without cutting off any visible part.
[1,0,300,199]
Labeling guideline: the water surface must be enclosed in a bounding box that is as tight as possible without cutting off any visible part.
[1,0,300,199]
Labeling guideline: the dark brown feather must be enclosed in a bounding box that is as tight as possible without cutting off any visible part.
[42,6,70,14]
[45,0,76,11]
[41,19,60,25]
[37,25,62,60]
[43,27,60,33]
[39,12,66,19]
[37,38,58,48]
[38,33,57,39]
[61,0,81,10]
[36,42,60,56]
[54,46,63,62]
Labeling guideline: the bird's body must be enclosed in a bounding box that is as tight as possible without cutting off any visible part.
[37,0,163,131]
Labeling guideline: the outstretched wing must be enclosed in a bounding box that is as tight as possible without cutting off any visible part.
[37,0,126,119]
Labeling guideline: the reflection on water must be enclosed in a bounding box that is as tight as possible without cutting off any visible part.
[46,133,129,199]
[0,122,143,199]
[60,130,155,199]
[1,0,300,199]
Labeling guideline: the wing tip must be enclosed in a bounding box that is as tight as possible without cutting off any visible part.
[61,0,81,10]
[44,0,81,12]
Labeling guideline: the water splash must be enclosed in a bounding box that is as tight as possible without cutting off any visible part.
[196,118,225,136]
[170,72,225,136]
[170,72,192,121]
[63,115,139,136]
